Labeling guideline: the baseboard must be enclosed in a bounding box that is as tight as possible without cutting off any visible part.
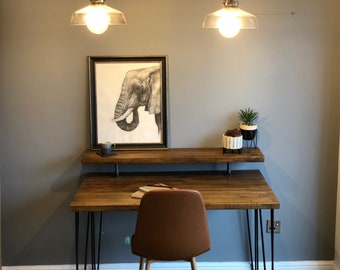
[1,261,335,270]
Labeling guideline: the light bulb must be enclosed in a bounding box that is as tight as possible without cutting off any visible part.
[85,6,110,34]
[217,15,241,38]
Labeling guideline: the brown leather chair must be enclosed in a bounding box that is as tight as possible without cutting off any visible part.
[131,189,210,270]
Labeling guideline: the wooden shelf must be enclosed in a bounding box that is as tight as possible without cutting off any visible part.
[81,147,264,165]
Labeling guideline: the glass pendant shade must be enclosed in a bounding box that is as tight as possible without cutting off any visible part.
[203,0,258,38]
[70,0,127,34]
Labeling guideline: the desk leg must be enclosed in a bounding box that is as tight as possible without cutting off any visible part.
[247,210,273,270]
[259,210,266,270]
[271,209,274,270]
[76,212,104,270]
[85,213,90,270]
[97,212,103,270]
[90,212,104,270]
[84,212,97,270]
[75,212,79,270]
[246,210,254,270]
[254,209,259,270]
[91,212,96,270]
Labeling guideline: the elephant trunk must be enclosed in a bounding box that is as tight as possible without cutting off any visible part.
[113,98,140,132]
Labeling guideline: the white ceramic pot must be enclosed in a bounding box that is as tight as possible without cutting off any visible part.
[222,134,243,149]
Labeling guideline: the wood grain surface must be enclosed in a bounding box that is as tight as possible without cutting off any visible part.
[70,170,279,212]
[81,148,264,164]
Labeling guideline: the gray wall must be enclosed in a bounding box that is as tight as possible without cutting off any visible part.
[1,0,340,266]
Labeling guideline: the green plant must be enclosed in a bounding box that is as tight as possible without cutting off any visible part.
[238,107,258,125]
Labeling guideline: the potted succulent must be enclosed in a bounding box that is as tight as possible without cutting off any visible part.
[238,107,258,140]
[222,128,243,154]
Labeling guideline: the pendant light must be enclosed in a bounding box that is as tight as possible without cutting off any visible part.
[203,0,258,38]
[70,0,127,35]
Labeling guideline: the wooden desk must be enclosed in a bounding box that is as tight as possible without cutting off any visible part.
[71,170,279,211]
[70,170,279,270]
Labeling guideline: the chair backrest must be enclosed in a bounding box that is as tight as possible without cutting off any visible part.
[131,189,210,261]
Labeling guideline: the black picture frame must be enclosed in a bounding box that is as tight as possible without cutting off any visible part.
[88,56,168,150]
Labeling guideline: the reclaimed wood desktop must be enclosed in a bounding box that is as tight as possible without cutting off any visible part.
[72,148,279,270]
[81,148,265,164]
[70,170,279,212]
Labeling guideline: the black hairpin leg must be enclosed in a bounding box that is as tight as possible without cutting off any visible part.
[246,210,254,270]
[271,209,274,270]
[259,210,266,270]
[75,212,79,270]
[247,209,269,270]
[97,212,103,270]
[255,209,259,270]
[91,212,96,270]
[84,212,90,270]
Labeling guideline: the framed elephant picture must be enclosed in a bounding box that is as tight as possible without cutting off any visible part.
[88,56,168,150]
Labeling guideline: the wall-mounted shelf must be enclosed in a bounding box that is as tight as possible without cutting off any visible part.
[81,147,264,165]
[81,148,264,176]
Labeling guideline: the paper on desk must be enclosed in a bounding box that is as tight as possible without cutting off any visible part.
[131,190,146,199]
[131,185,174,199]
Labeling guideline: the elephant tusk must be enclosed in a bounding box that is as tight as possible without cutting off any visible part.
[113,107,134,122]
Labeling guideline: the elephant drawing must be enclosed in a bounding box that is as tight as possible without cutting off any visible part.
[113,66,162,133]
